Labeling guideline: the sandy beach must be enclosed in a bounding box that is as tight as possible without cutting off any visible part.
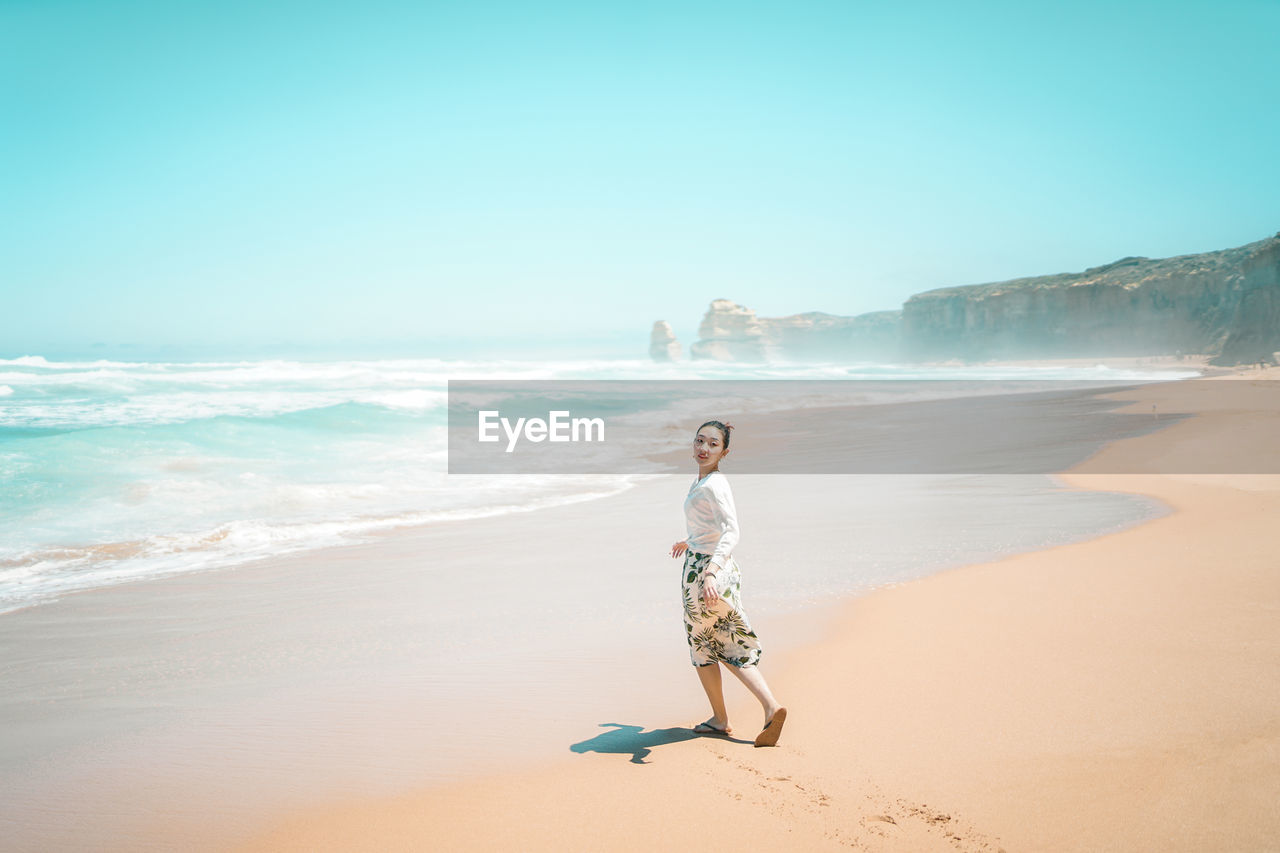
[2,365,1276,852]
[228,369,1279,852]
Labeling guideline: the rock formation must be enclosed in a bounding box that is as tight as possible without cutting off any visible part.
[901,233,1280,364]
[648,321,681,361]
[687,299,901,362]
[688,300,771,361]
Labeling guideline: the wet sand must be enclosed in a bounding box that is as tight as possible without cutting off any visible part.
[232,372,1280,852]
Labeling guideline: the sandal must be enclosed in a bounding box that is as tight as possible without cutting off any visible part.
[753,707,787,747]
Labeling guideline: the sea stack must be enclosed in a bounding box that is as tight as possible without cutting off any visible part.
[689,299,772,361]
[649,321,682,361]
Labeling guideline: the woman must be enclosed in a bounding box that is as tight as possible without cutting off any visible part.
[670,419,787,747]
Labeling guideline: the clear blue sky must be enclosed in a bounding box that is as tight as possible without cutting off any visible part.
[3,0,1277,357]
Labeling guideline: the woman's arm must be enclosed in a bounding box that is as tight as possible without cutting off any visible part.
[707,477,740,573]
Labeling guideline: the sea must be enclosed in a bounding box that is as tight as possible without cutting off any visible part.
[0,353,1201,615]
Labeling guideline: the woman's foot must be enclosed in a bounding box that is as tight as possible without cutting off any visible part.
[753,707,787,747]
[692,717,732,736]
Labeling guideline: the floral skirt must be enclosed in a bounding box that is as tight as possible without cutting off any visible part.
[681,550,762,668]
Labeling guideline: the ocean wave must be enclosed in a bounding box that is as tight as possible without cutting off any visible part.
[0,475,646,614]
[0,352,1199,432]
[0,385,12,396]
[0,354,1201,396]
[0,393,450,430]
[360,389,448,411]
[0,355,575,384]
[0,355,54,367]
[0,355,150,369]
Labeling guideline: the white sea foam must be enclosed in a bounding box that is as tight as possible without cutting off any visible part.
[0,385,12,396]
[0,355,53,367]
[0,475,646,614]
[0,355,152,369]
[361,389,449,411]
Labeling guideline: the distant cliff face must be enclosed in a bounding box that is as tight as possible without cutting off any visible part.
[659,232,1280,365]
[1213,236,1280,365]
[901,234,1280,364]
[688,299,901,362]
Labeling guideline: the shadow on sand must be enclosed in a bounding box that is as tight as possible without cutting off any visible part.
[570,723,750,764]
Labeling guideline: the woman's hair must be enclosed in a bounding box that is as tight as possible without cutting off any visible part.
[697,419,734,450]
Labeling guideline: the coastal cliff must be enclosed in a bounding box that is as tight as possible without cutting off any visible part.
[660,232,1279,365]
[1212,236,1280,365]
[901,233,1280,364]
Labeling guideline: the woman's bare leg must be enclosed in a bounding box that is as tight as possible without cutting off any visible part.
[695,663,730,729]
[726,664,783,725]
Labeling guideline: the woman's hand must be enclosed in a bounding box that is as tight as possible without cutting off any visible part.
[670,540,688,558]
[702,571,722,607]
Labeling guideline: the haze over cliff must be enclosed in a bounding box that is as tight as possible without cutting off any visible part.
[902,232,1280,365]
[653,232,1280,366]
[675,301,900,362]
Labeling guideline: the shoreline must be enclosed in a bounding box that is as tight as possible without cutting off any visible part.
[3,368,1276,851]
[231,372,1280,851]
[0,355,1225,618]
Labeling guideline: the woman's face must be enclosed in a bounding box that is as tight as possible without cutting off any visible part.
[693,426,728,468]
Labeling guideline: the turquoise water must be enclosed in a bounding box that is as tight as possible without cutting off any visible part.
[0,354,1198,613]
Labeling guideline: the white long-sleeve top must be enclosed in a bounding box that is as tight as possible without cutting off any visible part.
[684,470,740,571]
